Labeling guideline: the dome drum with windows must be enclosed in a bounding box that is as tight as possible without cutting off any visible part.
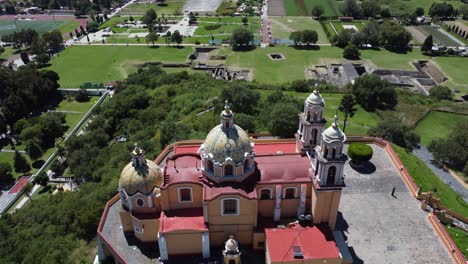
[200,101,255,182]
[119,144,163,197]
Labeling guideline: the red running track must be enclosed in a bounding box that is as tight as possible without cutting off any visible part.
[8,176,30,194]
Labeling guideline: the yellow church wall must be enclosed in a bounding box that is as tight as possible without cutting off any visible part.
[131,216,160,242]
[206,195,257,225]
[119,210,133,232]
[208,226,254,246]
[165,232,203,255]
[163,183,203,210]
[311,189,341,230]
[253,232,265,250]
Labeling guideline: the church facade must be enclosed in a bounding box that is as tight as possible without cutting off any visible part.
[98,91,351,264]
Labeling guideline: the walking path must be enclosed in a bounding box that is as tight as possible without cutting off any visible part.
[413,146,467,202]
[14,184,40,210]
[0,149,26,153]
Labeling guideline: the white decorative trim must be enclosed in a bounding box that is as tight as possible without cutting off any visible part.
[202,232,210,258]
[158,233,169,261]
[177,187,193,203]
[221,198,240,216]
[274,185,281,221]
[259,188,273,200]
[283,187,298,199]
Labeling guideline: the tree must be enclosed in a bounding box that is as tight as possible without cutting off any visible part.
[230,28,253,49]
[146,8,157,21]
[219,84,260,115]
[421,35,433,54]
[340,0,361,18]
[270,103,299,138]
[381,8,391,18]
[48,0,60,9]
[42,30,63,52]
[165,31,172,45]
[0,163,14,185]
[429,123,467,169]
[460,5,468,19]
[36,53,50,66]
[429,86,452,101]
[171,30,183,45]
[311,5,324,19]
[14,150,31,173]
[335,29,354,48]
[86,22,99,33]
[34,171,49,186]
[429,3,454,18]
[347,143,373,164]
[291,80,310,92]
[20,51,29,65]
[21,181,34,201]
[146,31,158,46]
[415,7,424,17]
[25,140,43,161]
[234,113,256,132]
[141,15,154,26]
[338,94,357,132]
[380,21,411,51]
[75,88,90,102]
[361,0,381,18]
[343,43,360,59]
[290,31,302,46]
[369,119,420,150]
[188,12,197,24]
[302,30,318,45]
[352,74,397,111]
[242,17,248,25]
[50,160,65,176]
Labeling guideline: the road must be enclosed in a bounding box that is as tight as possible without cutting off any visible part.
[413,146,467,202]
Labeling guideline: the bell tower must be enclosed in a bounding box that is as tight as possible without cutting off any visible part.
[311,115,347,230]
[296,90,326,154]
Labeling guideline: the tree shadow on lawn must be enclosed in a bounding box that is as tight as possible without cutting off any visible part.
[232,45,257,52]
[291,45,321,51]
[349,160,377,174]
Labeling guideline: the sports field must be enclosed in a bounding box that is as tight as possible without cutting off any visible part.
[47,46,193,87]
[284,0,339,17]
[0,19,79,37]
[118,1,185,15]
[415,111,468,146]
[269,17,329,43]
[380,0,466,16]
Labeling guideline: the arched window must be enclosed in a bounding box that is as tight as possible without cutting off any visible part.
[306,112,311,122]
[244,159,250,172]
[225,164,233,177]
[313,112,317,121]
[206,160,214,173]
[311,129,317,146]
[324,146,328,157]
[327,166,336,185]
[332,147,336,159]
[283,188,296,199]
[259,189,272,200]
[229,260,236,264]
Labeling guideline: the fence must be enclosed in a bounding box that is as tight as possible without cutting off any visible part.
[0,91,109,215]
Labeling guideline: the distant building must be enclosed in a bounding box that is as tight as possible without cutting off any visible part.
[98,93,351,263]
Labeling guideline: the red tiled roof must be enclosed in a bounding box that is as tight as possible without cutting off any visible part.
[159,208,207,233]
[256,155,312,184]
[254,141,297,155]
[164,155,203,186]
[174,145,200,154]
[265,224,340,262]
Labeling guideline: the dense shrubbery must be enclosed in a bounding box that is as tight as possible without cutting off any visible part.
[348,143,373,163]
[369,118,420,150]
[352,74,397,111]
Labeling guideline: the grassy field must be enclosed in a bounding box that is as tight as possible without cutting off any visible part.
[47,46,193,87]
[118,1,185,16]
[284,0,339,17]
[194,21,259,36]
[432,56,468,93]
[380,0,466,16]
[269,17,329,44]
[418,25,460,47]
[257,90,379,135]
[393,144,468,216]
[0,20,76,37]
[415,111,468,146]
[444,224,468,258]
[0,47,15,62]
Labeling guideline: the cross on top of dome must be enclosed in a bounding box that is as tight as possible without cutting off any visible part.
[131,143,147,169]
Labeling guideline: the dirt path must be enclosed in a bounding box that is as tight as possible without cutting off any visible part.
[405,26,427,44]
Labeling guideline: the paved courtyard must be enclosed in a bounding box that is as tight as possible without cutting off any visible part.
[338,144,453,264]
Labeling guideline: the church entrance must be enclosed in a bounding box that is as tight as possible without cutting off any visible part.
[327,166,336,185]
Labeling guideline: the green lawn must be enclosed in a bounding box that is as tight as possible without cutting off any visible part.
[418,25,460,47]
[380,0,466,16]
[0,20,68,37]
[393,144,468,216]
[415,111,468,146]
[431,56,468,93]
[331,21,365,34]
[194,22,258,36]
[118,1,185,16]
[0,46,16,62]
[47,46,193,87]
[56,20,80,35]
[284,0,339,17]
[257,90,380,135]
[444,224,468,258]
[269,17,329,44]
[220,46,429,84]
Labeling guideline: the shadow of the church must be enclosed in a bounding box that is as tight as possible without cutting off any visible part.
[336,212,364,264]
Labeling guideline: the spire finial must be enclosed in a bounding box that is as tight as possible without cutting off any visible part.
[333,114,338,127]
[131,143,146,168]
[224,100,231,113]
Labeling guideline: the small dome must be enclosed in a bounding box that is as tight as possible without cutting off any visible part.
[322,115,346,143]
[306,90,324,106]
[204,124,252,164]
[225,236,239,252]
[119,160,163,196]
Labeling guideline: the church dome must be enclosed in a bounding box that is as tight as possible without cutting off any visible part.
[204,124,251,164]
[119,145,163,196]
[306,90,324,106]
[225,235,239,252]
[322,115,346,143]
